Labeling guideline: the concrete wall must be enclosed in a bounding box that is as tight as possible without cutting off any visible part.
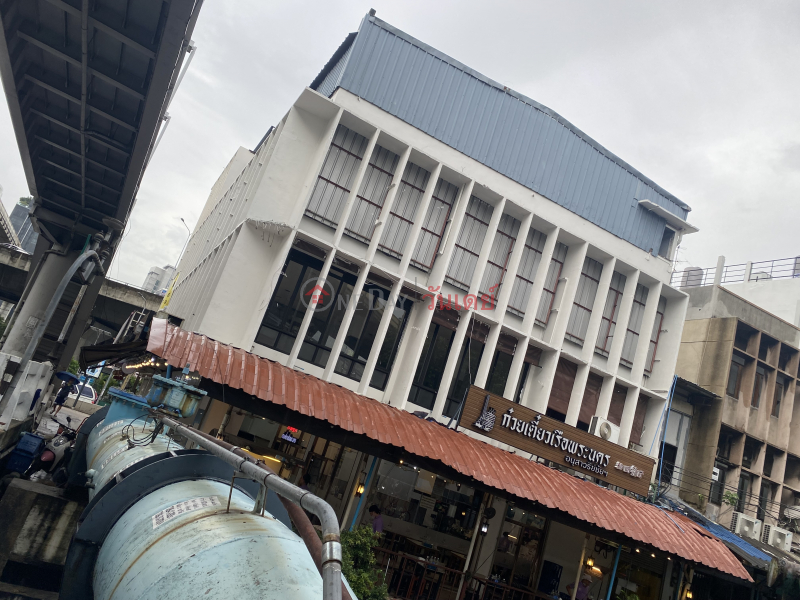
[723,278,800,327]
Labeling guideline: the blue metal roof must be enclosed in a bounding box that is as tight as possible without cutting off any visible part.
[698,520,771,570]
[312,15,692,254]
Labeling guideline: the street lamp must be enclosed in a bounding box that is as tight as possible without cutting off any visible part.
[175,217,191,268]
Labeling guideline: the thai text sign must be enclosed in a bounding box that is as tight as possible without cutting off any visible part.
[459,386,655,496]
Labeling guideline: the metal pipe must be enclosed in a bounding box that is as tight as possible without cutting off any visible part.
[455,498,487,599]
[657,375,679,496]
[0,249,102,419]
[157,414,342,600]
[350,455,378,531]
[605,544,622,600]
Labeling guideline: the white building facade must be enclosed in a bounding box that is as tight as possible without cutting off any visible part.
[165,14,697,459]
[142,264,176,294]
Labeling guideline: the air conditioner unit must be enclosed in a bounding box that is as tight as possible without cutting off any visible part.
[762,524,794,552]
[589,416,620,444]
[730,511,762,541]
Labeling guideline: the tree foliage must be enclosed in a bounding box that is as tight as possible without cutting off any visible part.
[340,526,387,600]
[18,196,32,207]
[67,359,80,375]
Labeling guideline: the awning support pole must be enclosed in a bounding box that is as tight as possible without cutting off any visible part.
[673,561,685,600]
[349,455,378,531]
[605,544,622,600]
[570,534,590,600]
[456,498,487,600]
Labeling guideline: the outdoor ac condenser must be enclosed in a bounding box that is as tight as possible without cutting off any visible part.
[589,416,620,444]
[730,511,762,540]
[762,524,794,552]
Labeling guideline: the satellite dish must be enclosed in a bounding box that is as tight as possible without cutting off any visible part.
[599,421,613,440]
[784,506,800,520]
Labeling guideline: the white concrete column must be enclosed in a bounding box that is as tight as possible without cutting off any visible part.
[640,395,667,457]
[713,255,726,286]
[322,263,371,380]
[565,364,591,427]
[398,163,443,273]
[545,241,588,346]
[390,300,436,409]
[333,129,381,246]
[580,257,616,362]
[606,270,640,371]
[287,249,336,367]
[474,322,501,388]
[503,335,530,400]
[467,198,507,297]
[366,147,411,260]
[530,349,559,413]
[357,278,404,394]
[595,375,617,420]
[431,311,472,418]
[631,282,664,382]
[617,386,641,448]
[494,212,534,315]
[523,226,560,333]
[428,180,475,286]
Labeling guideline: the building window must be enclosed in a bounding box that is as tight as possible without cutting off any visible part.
[726,354,746,398]
[410,178,459,272]
[564,257,604,345]
[478,214,521,299]
[445,196,493,291]
[333,283,413,390]
[255,249,322,354]
[378,162,431,259]
[305,125,368,228]
[534,242,569,327]
[772,376,785,417]
[620,284,648,367]
[506,228,547,317]
[736,473,751,513]
[409,321,457,410]
[645,296,667,373]
[344,145,400,243]
[485,350,514,398]
[752,366,766,409]
[595,271,626,356]
[658,226,676,259]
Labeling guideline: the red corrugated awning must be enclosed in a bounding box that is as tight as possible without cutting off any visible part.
[147,319,752,581]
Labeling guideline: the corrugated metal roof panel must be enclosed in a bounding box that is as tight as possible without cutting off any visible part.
[312,16,690,254]
[148,320,751,582]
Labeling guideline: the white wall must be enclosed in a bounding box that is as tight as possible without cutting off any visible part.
[723,278,800,326]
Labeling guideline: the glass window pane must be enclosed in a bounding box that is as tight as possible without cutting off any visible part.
[422,328,456,389]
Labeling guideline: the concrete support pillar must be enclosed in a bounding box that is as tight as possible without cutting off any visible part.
[744,261,753,283]
[523,227,559,334]
[503,335,529,400]
[467,198,507,298]
[531,349,559,413]
[366,147,411,261]
[617,386,641,448]
[428,181,475,286]
[287,250,336,368]
[713,255,726,286]
[2,248,80,357]
[580,257,616,362]
[545,242,588,347]
[494,213,534,315]
[595,375,617,420]
[474,322,501,388]
[323,262,370,380]
[398,164,442,272]
[565,364,590,427]
[333,129,381,246]
[631,282,663,383]
[606,270,640,370]
[431,311,472,419]
[640,395,667,457]
[357,278,404,394]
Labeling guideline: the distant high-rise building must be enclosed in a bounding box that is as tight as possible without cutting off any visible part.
[9,203,37,253]
[0,187,21,248]
[142,265,176,294]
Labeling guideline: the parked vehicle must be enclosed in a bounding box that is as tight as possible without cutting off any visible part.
[22,417,78,480]
[68,384,98,404]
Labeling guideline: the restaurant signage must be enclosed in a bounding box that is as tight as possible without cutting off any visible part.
[459,386,655,496]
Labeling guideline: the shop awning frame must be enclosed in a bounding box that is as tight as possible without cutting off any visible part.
[146,319,753,582]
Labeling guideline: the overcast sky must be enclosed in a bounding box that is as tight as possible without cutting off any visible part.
[1,0,798,286]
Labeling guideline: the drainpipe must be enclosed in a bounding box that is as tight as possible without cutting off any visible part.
[157,414,343,600]
[605,544,622,600]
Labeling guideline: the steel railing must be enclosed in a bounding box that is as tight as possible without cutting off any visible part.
[670,256,800,289]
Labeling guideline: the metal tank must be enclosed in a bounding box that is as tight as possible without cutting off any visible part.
[61,384,335,600]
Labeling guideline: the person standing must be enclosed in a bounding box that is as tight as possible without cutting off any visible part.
[368,505,383,533]
[50,382,74,417]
